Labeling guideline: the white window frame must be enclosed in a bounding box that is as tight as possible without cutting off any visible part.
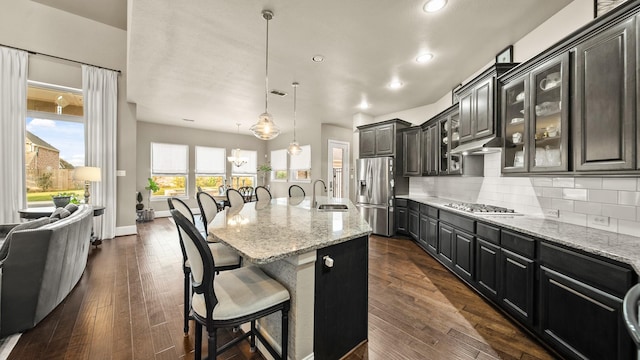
[150,142,189,199]
[270,148,288,182]
[289,144,311,183]
[195,146,226,195]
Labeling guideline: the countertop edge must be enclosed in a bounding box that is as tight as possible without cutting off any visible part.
[397,195,640,276]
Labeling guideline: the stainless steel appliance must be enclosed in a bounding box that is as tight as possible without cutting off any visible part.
[445,202,520,215]
[356,157,395,236]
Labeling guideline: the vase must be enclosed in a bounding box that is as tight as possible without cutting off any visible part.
[53,196,71,208]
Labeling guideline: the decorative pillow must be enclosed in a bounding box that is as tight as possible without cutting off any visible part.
[50,207,71,219]
[64,203,78,214]
[0,217,50,262]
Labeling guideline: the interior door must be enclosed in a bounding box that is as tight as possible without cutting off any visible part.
[327,140,350,199]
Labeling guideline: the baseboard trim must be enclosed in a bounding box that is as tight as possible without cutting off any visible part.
[115,225,137,236]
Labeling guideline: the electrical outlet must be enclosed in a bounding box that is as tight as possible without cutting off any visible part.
[591,215,610,226]
[544,209,559,218]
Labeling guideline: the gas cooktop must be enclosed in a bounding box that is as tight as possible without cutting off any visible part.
[445,202,519,215]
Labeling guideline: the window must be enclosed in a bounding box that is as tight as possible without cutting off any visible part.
[290,145,311,182]
[151,142,188,198]
[231,149,257,188]
[25,81,85,205]
[195,146,226,195]
[270,149,287,181]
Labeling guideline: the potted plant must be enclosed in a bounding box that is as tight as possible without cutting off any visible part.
[52,192,80,207]
[144,178,160,221]
[257,162,272,186]
[136,191,144,211]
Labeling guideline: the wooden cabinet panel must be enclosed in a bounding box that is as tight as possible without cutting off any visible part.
[426,217,438,255]
[402,128,421,176]
[474,78,494,139]
[359,128,376,157]
[573,18,636,171]
[459,92,473,143]
[375,124,395,156]
[396,206,407,234]
[418,214,428,250]
[315,236,368,360]
[408,209,419,240]
[453,229,474,282]
[500,248,535,326]
[438,222,454,268]
[476,239,500,299]
[540,266,633,360]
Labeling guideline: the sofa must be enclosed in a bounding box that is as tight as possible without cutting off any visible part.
[0,204,93,336]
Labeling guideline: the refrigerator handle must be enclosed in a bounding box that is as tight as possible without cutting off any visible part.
[367,162,372,199]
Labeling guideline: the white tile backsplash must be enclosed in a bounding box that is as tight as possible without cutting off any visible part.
[408,153,640,236]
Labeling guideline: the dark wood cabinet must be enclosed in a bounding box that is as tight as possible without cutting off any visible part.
[421,104,461,176]
[476,238,500,299]
[426,217,438,256]
[408,201,419,240]
[418,213,428,250]
[455,64,515,144]
[437,222,454,268]
[396,205,407,234]
[402,127,421,176]
[500,248,535,326]
[453,229,474,282]
[573,17,636,172]
[421,123,438,176]
[314,236,368,360]
[357,119,411,158]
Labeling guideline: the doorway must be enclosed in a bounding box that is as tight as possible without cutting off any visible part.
[327,140,350,199]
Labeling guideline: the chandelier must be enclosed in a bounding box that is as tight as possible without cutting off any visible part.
[287,82,302,156]
[228,123,248,167]
[250,10,281,140]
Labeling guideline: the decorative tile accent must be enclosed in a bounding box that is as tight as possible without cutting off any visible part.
[618,191,640,206]
[575,177,603,189]
[603,178,637,191]
[588,189,618,204]
[574,201,602,215]
[562,188,588,201]
[602,204,637,221]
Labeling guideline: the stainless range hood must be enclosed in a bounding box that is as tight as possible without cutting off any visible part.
[450,136,503,155]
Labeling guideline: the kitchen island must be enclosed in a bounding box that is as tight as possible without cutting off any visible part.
[208,196,372,360]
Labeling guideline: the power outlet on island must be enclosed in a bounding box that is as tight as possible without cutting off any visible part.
[544,209,559,218]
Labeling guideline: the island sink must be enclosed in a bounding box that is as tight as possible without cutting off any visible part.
[317,204,348,211]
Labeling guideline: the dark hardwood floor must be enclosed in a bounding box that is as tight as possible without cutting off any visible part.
[8,218,555,360]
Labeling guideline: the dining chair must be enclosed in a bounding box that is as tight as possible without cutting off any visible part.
[254,186,272,201]
[167,198,242,335]
[197,191,223,237]
[288,184,305,197]
[171,209,290,360]
[238,186,254,202]
[226,188,245,208]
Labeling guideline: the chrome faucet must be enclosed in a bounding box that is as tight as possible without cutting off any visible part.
[312,179,327,208]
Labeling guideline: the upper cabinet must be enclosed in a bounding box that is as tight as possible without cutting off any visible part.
[420,105,462,176]
[402,127,422,177]
[455,64,517,144]
[573,18,636,172]
[358,119,411,158]
[499,2,640,175]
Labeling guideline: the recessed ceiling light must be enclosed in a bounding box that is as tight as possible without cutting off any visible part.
[312,55,324,62]
[416,53,434,63]
[359,100,370,109]
[388,80,403,90]
[423,0,447,13]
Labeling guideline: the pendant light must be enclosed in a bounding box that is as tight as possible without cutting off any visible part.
[287,82,302,156]
[250,10,281,140]
[228,123,248,167]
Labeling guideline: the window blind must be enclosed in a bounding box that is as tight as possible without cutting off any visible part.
[195,146,225,174]
[151,143,188,174]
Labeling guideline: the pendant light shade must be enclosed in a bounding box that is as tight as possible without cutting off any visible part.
[228,123,248,167]
[250,10,281,140]
[288,82,302,156]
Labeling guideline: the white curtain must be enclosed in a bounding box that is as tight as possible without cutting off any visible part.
[82,65,118,239]
[0,47,28,223]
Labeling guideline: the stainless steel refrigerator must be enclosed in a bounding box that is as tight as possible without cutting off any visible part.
[356,157,396,236]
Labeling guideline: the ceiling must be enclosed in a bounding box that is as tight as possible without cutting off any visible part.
[37,0,574,136]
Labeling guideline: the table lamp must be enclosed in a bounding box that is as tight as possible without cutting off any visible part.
[73,166,102,204]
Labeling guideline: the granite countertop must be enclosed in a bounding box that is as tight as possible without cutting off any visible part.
[208,196,372,264]
[397,195,640,274]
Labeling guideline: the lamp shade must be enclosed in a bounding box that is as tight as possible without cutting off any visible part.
[73,166,102,182]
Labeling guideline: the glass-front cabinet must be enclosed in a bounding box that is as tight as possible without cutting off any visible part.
[502,77,528,173]
[501,54,569,173]
[529,54,569,172]
[437,108,461,175]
